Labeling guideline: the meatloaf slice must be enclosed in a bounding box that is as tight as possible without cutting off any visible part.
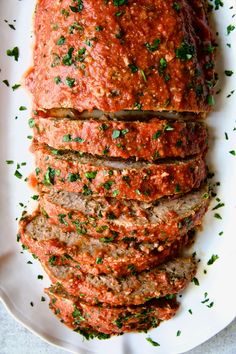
[39,184,209,243]
[42,257,196,306]
[32,116,208,161]
[33,143,207,202]
[19,212,189,276]
[45,285,179,336]
[25,0,214,112]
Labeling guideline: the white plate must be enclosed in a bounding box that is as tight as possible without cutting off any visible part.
[0,1,236,353]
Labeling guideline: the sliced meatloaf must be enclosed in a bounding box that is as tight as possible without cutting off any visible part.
[19,212,189,276]
[42,257,196,306]
[25,0,214,113]
[40,184,209,243]
[32,116,208,161]
[33,143,207,202]
[45,285,179,335]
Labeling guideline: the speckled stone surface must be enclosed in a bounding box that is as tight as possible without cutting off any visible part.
[0,302,235,354]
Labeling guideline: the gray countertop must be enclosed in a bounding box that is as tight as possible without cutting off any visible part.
[0,302,235,354]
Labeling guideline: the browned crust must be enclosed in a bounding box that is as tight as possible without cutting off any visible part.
[26,0,215,113]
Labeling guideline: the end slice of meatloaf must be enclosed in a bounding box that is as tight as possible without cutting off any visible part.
[25,0,214,112]
[42,257,196,306]
[31,116,208,161]
[32,143,207,202]
[19,212,190,277]
[39,184,210,243]
[45,284,179,335]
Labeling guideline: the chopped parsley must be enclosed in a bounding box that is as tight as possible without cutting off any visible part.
[207,95,215,106]
[54,76,61,85]
[37,275,43,280]
[134,102,142,110]
[76,47,86,62]
[112,189,119,197]
[128,63,138,73]
[159,57,167,74]
[2,80,9,87]
[43,167,60,185]
[145,38,161,52]
[96,25,103,31]
[100,123,109,131]
[14,170,22,179]
[69,22,83,34]
[229,150,236,156]
[192,277,199,286]
[140,69,147,82]
[6,46,19,61]
[19,106,27,111]
[227,24,235,35]
[176,330,181,337]
[49,255,57,266]
[207,254,219,265]
[85,171,97,179]
[28,118,35,128]
[113,0,127,6]
[58,214,68,225]
[56,36,66,45]
[173,2,181,11]
[146,337,160,347]
[82,184,93,196]
[212,202,224,210]
[12,83,21,91]
[152,130,162,140]
[62,134,84,143]
[176,40,195,60]
[62,47,74,66]
[164,124,174,131]
[68,172,81,182]
[112,129,129,139]
[225,70,233,76]
[103,181,114,190]
[31,195,39,200]
[115,10,125,16]
[70,0,84,13]
[96,257,103,264]
[65,77,75,88]
[175,184,181,193]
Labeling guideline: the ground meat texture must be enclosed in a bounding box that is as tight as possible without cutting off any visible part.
[33,143,207,202]
[19,212,190,277]
[25,0,215,112]
[32,116,208,161]
[39,184,210,243]
[45,285,179,335]
[42,257,196,306]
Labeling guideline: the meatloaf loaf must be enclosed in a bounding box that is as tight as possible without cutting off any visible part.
[45,285,179,336]
[25,0,214,112]
[42,257,196,306]
[33,143,207,202]
[39,184,210,243]
[31,116,208,161]
[19,212,190,276]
